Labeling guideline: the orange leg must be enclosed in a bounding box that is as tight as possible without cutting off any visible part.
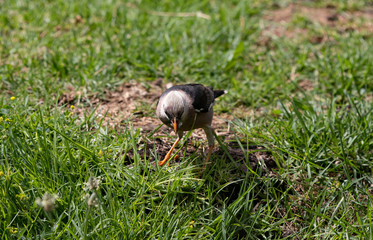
[159,137,181,166]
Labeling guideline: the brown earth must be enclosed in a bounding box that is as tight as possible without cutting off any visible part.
[262,4,373,40]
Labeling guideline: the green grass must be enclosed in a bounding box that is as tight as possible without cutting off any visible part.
[1,0,373,239]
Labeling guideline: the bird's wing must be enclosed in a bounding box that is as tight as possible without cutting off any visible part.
[174,84,215,113]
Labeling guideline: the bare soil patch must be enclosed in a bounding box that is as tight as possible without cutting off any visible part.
[58,81,274,171]
[262,4,373,39]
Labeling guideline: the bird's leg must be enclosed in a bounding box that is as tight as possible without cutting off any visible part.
[202,126,215,170]
[202,144,215,172]
[204,144,214,165]
[159,137,181,166]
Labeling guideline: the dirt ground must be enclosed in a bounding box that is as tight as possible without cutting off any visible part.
[262,3,373,42]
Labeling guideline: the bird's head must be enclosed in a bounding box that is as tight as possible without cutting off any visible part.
[161,91,187,133]
[164,106,183,133]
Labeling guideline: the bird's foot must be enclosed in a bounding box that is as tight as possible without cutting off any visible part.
[159,153,172,166]
[160,154,179,166]
[168,155,179,166]
[159,137,181,166]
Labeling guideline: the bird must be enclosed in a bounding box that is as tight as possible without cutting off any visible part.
[156,83,226,166]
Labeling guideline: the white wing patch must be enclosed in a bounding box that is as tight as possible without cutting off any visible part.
[208,102,215,111]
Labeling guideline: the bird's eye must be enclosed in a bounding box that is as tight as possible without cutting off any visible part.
[177,111,183,119]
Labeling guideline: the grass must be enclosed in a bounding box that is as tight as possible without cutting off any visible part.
[1,0,373,239]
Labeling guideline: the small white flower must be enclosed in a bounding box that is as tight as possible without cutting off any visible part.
[84,176,101,191]
[35,192,58,212]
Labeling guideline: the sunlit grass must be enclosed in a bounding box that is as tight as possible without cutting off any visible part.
[1,0,373,239]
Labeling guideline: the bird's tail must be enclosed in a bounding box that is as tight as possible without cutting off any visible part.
[213,90,227,99]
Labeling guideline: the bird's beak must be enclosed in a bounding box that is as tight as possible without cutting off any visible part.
[173,117,178,133]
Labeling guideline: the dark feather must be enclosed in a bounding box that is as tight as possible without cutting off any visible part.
[162,84,225,113]
[213,90,226,99]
